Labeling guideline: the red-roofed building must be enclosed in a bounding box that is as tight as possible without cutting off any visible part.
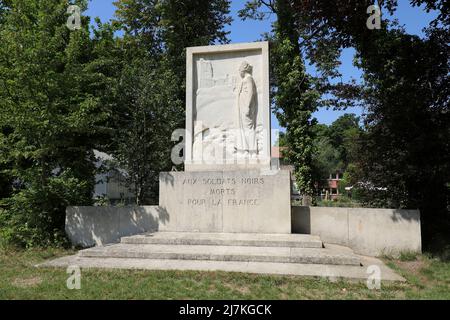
[272,146,344,201]
[321,172,343,201]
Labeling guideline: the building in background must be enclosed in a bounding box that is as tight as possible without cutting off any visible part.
[319,171,343,201]
[93,150,135,205]
[272,146,346,202]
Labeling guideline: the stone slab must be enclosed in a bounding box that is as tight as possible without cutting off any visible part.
[78,243,361,266]
[159,170,291,234]
[121,232,323,248]
[38,255,404,282]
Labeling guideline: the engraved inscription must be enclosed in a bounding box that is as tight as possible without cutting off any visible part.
[184,175,264,207]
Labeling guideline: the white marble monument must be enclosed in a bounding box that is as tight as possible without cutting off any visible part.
[160,42,291,234]
[185,42,271,171]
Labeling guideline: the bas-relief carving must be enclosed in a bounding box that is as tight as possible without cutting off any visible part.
[193,56,264,163]
[236,61,258,158]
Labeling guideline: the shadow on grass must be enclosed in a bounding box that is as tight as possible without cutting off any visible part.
[423,219,450,262]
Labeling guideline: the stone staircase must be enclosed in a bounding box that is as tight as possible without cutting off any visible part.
[39,232,405,281]
[80,232,360,266]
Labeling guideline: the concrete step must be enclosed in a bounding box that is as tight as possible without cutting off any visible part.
[121,232,324,248]
[79,243,361,266]
[38,256,405,282]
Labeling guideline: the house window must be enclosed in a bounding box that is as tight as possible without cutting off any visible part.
[331,188,338,195]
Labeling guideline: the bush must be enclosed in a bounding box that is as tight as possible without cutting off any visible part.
[317,196,361,208]
[0,170,92,248]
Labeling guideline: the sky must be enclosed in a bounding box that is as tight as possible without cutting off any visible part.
[85,0,438,129]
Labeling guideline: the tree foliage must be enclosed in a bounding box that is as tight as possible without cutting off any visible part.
[111,59,182,204]
[0,0,233,244]
[312,114,362,183]
[241,0,320,199]
[0,0,109,247]
[287,0,449,241]
[110,0,232,204]
[241,1,449,241]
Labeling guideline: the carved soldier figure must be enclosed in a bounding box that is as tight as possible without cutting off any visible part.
[236,61,257,157]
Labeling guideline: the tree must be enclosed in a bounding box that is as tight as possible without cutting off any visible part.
[158,0,232,85]
[312,135,340,182]
[114,0,232,106]
[112,60,182,204]
[287,0,449,243]
[311,115,362,186]
[240,0,320,200]
[0,0,11,24]
[110,0,232,204]
[0,0,108,246]
[327,114,361,171]
[0,127,13,201]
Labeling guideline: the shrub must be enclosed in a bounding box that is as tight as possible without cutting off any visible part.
[0,170,92,248]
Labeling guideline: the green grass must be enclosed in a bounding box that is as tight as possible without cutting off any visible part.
[383,255,450,300]
[398,251,420,262]
[0,247,449,300]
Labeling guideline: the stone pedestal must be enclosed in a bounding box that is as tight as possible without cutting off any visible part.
[159,170,291,234]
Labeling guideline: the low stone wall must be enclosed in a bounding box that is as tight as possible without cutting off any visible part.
[292,206,422,257]
[65,206,162,247]
[66,205,423,255]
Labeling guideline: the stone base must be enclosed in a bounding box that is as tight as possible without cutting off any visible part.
[39,232,405,281]
[159,170,291,234]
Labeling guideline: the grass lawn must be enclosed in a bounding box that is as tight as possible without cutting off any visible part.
[0,247,449,300]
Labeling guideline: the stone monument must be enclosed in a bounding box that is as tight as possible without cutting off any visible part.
[159,42,291,234]
[56,43,419,279]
